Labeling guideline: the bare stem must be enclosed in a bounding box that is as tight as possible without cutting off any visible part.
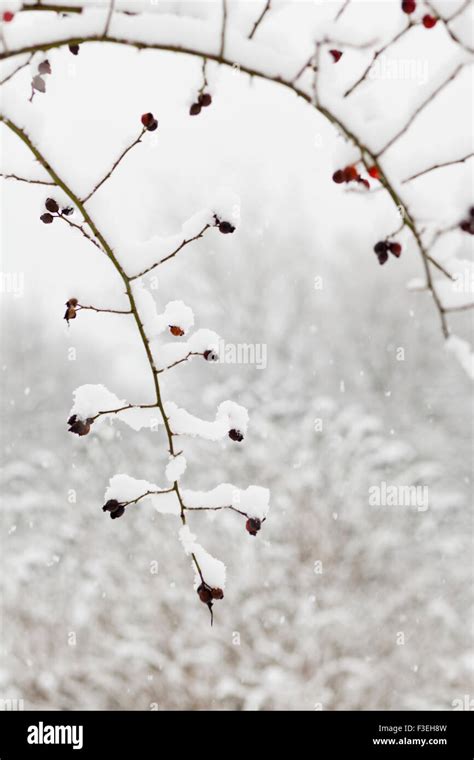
[82,127,146,203]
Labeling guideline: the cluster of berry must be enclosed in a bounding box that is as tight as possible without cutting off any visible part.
[373,240,402,266]
[40,198,73,224]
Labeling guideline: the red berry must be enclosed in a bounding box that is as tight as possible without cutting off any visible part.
[422,14,437,28]
[374,241,388,255]
[2,11,14,22]
[197,584,213,604]
[332,170,345,184]
[189,103,201,116]
[368,166,380,180]
[246,518,261,536]
[377,251,389,265]
[45,198,59,213]
[40,213,54,224]
[218,221,235,234]
[141,112,158,131]
[169,325,184,337]
[198,93,212,107]
[343,165,359,182]
[401,0,416,14]
[358,178,370,190]
[389,242,402,257]
[211,587,224,600]
[203,349,218,361]
[329,49,343,63]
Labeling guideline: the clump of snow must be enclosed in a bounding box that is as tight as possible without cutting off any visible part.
[182,483,270,520]
[105,474,180,515]
[178,526,226,589]
[105,473,157,503]
[407,278,427,291]
[131,282,194,337]
[165,400,249,440]
[446,335,474,381]
[70,384,124,421]
[165,454,187,483]
[123,207,214,274]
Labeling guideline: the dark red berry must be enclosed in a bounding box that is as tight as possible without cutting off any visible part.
[198,92,212,107]
[204,349,218,361]
[389,242,402,257]
[45,198,59,213]
[211,587,224,600]
[343,165,359,182]
[229,429,244,442]
[61,206,74,216]
[469,207,474,218]
[68,416,93,436]
[141,112,158,131]
[102,500,126,519]
[102,499,120,512]
[169,325,184,337]
[197,584,213,604]
[377,252,389,265]
[69,44,80,55]
[2,11,14,22]
[189,102,201,116]
[358,178,370,190]
[374,241,388,255]
[332,170,345,184]
[218,221,235,234]
[246,518,261,536]
[329,49,343,63]
[422,14,437,28]
[401,0,416,13]
[40,213,54,224]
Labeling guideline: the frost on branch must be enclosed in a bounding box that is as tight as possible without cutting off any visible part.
[182,484,270,522]
[165,454,187,483]
[104,474,180,517]
[166,399,249,442]
[131,282,195,338]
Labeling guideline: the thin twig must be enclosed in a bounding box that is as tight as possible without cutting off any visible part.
[344,21,412,98]
[130,224,211,280]
[248,0,271,40]
[157,352,204,373]
[334,0,350,22]
[220,0,227,58]
[402,153,474,183]
[376,63,467,157]
[425,0,474,54]
[82,127,145,203]
[0,171,55,185]
[444,302,474,313]
[0,54,33,86]
[57,213,104,251]
[77,304,132,315]
[91,402,159,422]
[103,0,115,36]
